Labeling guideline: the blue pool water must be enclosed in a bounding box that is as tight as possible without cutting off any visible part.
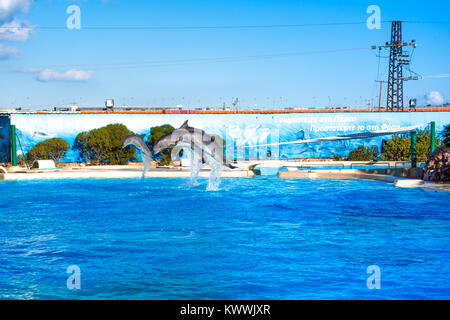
[0,177,449,300]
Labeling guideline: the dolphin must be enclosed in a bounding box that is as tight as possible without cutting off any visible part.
[172,141,213,166]
[169,143,207,164]
[32,131,54,138]
[153,120,237,169]
[122,134,153,176]
[123,134,153,158]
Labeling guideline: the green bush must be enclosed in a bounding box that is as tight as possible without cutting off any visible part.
[381,129,441,161]
[442,124,450,148]
[381,135,410,161]
[348,145,379,161]
[27,138,69,163]
[147,124,175,166]
[73,123,136,165]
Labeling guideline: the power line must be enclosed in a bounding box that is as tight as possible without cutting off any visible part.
[0,21,372,30]
[1,20,448,31]
[0,47,371,71]
[401,20,450,24]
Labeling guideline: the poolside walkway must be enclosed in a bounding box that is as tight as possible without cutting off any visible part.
[0,165,254,180]
[276,166,449,192]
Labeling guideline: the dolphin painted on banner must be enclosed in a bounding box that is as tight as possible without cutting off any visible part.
[153,120,237,169]
[248,124,425,148]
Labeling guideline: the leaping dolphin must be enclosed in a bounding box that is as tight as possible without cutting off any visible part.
[123,134,152,158]
[153,120,237,169]
[122,134,153,177]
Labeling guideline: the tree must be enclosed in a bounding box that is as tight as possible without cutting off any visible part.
[72,131,90,162]
[147,124,175,166]
[27,138,69,163]
[381,129,442,161]
[100,124,136,165]
[348,145,379,161]
[442,124,450,148]
[73,124,136,165]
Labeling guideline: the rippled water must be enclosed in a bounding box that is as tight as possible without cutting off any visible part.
[0,178,449,299]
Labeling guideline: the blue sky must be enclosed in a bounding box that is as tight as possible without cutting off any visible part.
[0,0,449,109]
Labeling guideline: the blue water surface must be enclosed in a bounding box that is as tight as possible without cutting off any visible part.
[0,177,449,300]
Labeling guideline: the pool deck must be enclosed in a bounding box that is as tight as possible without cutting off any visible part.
[0,165,254,180]
[1,161,448,192]
[277,168,450,192]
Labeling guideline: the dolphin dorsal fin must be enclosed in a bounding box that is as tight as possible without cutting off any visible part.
[180,120,189,129]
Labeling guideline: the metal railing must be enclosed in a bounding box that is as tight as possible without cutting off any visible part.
[297,163,345,170]
[349,162,391,169]
[394,161,410,168]
[394,159,426,168]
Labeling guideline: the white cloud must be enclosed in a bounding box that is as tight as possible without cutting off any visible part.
[0,0,33,22]
[0,42,18,59]
[36,69,93,82]
[425,91,444,106]
[0,19,33,41]
[0,0,34,58]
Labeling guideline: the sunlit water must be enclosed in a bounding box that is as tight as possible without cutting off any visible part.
[0,178,449,300]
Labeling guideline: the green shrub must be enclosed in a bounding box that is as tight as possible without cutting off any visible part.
[348,145,379,161]
[27,138,69,163]
[332,154,343,161]
[147,124,176,166]
[381,129,441,161]
[73,123,136,165]
[381,135,410,161]
[442,124,450,148]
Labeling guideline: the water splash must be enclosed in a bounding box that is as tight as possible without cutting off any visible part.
[188,147,203,186]
[206,156,222,191]
[179,144,222,190]
[141,154,152,179]
[135,138,223,190]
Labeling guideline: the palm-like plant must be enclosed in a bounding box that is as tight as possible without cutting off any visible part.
[442,124,450,148]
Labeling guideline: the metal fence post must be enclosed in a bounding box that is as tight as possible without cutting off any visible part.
[10,125,17,166]
[430,121,436,155]
[410,130,417,168]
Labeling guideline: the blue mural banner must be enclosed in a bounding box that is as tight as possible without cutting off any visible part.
[6,111,450,162]
[0,116,11,163]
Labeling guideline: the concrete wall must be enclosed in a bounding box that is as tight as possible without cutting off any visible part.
[4,111,450,162]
